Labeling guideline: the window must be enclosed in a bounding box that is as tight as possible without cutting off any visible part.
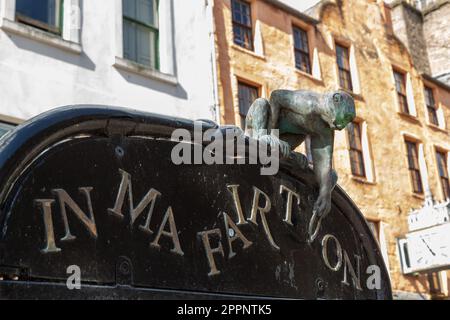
[405,140,423,194]
[123,0,159,69]
[16,0,63,34]
[436,150,450,199]
[336,44,353,91]
[424,86,438,126]
[237,82,258,129]
[293,26,311,74]
[394,71,409,114]
[231,0,253,51]
[347,122,365,177]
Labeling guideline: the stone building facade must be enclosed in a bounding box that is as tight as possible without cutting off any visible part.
[390,0,450,85]
[213,0,450,298]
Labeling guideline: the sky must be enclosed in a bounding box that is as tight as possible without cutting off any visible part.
[278,0,322,11]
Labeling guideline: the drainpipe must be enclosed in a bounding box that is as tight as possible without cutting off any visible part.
[206,0,221,125]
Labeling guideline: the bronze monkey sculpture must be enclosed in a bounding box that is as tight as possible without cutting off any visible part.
[245,89,356,241]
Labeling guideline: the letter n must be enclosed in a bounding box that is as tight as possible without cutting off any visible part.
[52,187,97,241]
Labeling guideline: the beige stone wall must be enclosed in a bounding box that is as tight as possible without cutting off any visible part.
[214,0,450,297]
[423,2,450,84]
[390,1,432,74]
[390,0,450,84]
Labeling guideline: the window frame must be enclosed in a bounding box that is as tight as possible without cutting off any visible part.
[231,0,254,51]
[393,70,410,115]
[435,149,450,200]
[347,121,366,178]
[122,0,160,70]
[335,43,353,92]
[237,80,259,129]
[292,25,311,74]
[405,140,424,194]
[424,85,439,126]
[15,0,64,35]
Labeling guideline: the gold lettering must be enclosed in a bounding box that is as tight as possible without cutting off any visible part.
[150,206,184,256]
[342,251,362,290]
[52,187,97,241]
[279,185,300,226]
[198,228,225,276]
[108,169,161,233]
[223,212,252,258]
[321,234,343,271]
[35,199,61,254]
[226,184,247,225]
[248,186,279,250]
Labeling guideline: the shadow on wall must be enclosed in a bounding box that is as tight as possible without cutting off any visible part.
[115,69,188,100]
[6,32,96,71]
[214,0,234,125]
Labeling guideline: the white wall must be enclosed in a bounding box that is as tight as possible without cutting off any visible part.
[0,0,216,122]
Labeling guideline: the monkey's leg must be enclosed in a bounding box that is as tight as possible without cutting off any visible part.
[245,97,291,158]
[268,89,290,131]
[245,98,270,138]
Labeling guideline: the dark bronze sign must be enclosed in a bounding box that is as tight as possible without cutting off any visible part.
[0,106,391,299]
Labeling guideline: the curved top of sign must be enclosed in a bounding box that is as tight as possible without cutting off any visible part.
[0,105,392,300]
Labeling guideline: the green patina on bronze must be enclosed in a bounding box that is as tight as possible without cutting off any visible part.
[245,89,356,241]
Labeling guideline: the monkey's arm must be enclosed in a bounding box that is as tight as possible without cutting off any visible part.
[310,130,334,218]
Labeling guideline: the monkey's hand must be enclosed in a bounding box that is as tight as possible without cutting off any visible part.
[313,192,332,219]
[259,134,291,158]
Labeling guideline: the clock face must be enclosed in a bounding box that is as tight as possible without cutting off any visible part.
[405,224,450,273]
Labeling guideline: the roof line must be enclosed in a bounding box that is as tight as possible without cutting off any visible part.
[422,73,450,92]
[261,0,320,25]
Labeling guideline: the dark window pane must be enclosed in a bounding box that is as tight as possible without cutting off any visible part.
[437,152,448,178]
[123,0,157,27]
[16,0,62,32]
[238,82,258,129]
[424,87,435,106]
[428,107,438,125]
[347,122,366,177]
[293,26,311,74]
[436,151,450,199]
[398,94,409,114]
[293,27,309,52]
[443,178,450,199]
[336,46,344,68]
[123,0,137,19]
[339,69,353,92]
[405,141,423,193]
[336,44,353,91]
[123,0,158,68]
[394,71,411,114]
[231,0,253,50]
[424,87,438,125]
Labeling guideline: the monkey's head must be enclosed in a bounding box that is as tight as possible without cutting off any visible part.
[327,91,356,130]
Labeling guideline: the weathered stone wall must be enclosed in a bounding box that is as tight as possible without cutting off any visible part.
[423,1,450,84]
[214,0,450,298]
[390,0,450,84]
[390,1,431,74]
